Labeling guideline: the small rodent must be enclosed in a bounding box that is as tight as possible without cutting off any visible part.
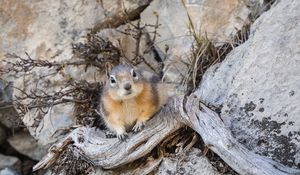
[100,64,169,140]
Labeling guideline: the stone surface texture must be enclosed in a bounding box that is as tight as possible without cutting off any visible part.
[0,154,21,171]
[197,0,300,168]
[1,0,299,173]
[141,0,253,83]
[0,0,151,146]
[0,168,20,175]
[96,21,160,72]
[0,80,19,129]
[7,131,48,161]
[156,148,220,175]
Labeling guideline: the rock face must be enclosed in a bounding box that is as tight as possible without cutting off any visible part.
[197,0,300,168]
[7,131,48,161]
[0,0,103,147]
[0,0,151,60]
[0,154,21,171]
[141,0,252,83]
[0,0,151,146]
[96,21,160,72]
[157,148,219,175]
[1,0,299,173]
[0,168,20,175]
[0,0,98,60]
[0,80,20,129]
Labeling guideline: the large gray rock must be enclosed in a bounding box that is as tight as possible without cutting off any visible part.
[141,0,253,83]
[0,0,151,60]
[197,0,300,168]
[0,80,12,104]
[0,154,21,171]
[7,131,48,161]
[0,168,20,175]
[96,21,160,72]
[156,148,219,175]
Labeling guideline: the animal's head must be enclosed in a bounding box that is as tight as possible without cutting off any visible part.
[106,65,144,100]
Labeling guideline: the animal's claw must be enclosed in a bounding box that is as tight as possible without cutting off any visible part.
[117,133,128,141]
[132,121,145,133]
[105,131,116,138]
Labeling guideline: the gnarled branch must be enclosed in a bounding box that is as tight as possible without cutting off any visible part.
[33,100,183,171]
[33,94,300,175]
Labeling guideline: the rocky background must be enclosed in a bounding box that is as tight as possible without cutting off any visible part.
[0,0,299,175]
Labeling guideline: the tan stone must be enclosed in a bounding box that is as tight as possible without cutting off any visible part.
[7,131,48,160]
[0,0,151,146]
[141,0,252,83]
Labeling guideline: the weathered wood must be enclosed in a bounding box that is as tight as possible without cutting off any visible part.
[33,101,183,171]
[33,95,300,175]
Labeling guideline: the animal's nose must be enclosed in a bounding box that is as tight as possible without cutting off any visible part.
[124,83,132,91]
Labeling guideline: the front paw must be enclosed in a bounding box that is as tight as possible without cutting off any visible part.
[105,130,116,138]
[117,132,128,141]
[132,121,145,133]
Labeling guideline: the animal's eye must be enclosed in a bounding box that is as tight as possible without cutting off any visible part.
[131,69,138,79]
[110,76,116,84]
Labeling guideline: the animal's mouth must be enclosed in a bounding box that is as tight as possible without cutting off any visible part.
[119,91,134,100]
[119,90,135,99]
[124,91,132,96]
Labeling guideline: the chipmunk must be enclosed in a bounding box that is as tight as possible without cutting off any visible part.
[100,64,170,140]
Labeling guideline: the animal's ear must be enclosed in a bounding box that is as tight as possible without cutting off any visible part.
[105,68,111,79]
[105,64,113,78]
[106,71,110,78]
[131,68,138,79]
[124,63,134,69]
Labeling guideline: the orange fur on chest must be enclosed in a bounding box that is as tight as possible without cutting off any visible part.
[103,83,157,126]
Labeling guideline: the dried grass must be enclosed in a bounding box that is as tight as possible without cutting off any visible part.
[181,0,251,94]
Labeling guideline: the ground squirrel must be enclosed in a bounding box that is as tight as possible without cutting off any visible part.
[100,64,169,140]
